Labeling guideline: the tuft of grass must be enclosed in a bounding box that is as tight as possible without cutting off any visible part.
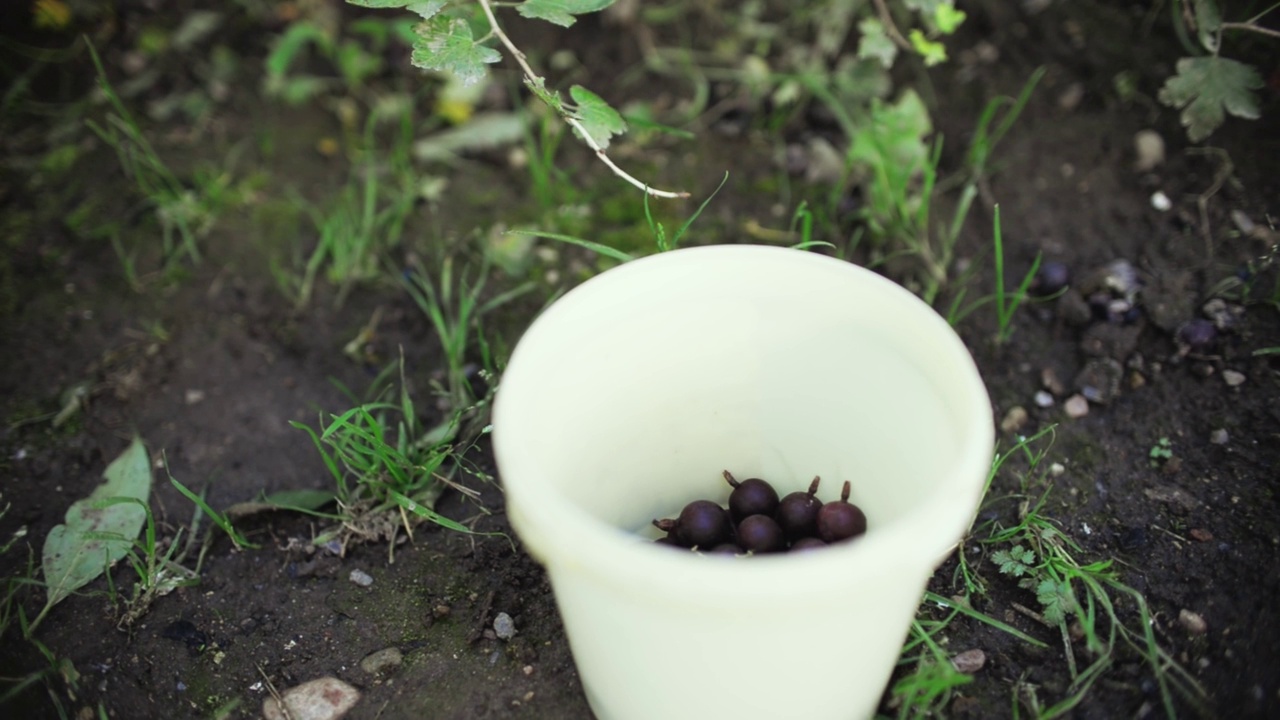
[892,425,1204,718]
[85,42,252,290]
[283,109,419,309]
[85,497,202,628]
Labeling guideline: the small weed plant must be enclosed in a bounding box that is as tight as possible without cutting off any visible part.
[887,428,1206,718]
[1157,0,1277,141]
[86,43,252,289]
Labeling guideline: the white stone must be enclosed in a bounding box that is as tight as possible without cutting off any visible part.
[262,677,360,720]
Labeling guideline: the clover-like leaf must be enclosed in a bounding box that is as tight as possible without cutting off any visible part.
[517,0,616,28]
[348,0,448,19]
[411,16,502,86]
[1158,56,1262,142]
[569,85,626,149]
[857,17,898,69]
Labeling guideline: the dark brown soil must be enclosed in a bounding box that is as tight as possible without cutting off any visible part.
[2,2,1277,719]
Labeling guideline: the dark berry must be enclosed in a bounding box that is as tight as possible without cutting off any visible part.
[789,537,827,552]
[736,514,785,554]
[774,476,823,540]
[1177,318,1217,351]
[816,480,867,544]
[723,470,780,522]
[1031,261,1070,297]
[677,499,731,549]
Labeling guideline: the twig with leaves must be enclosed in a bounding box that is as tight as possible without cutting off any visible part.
[349,0,689,198]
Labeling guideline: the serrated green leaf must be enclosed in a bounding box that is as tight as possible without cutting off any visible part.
[42,437,152,608]
[348,0,447,19]
[1036,578,1075,626]
[1158,56,1263,142]
[411,16,501,86]
[569,85,626,149]
[516,0,615,28]
[856,18,898,69]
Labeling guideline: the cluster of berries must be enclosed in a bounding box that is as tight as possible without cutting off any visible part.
[652,471,867,555]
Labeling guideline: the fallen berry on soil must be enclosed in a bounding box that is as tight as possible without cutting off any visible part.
[774,476,823,540]
[816,481,867,544]
[723,470,780,522]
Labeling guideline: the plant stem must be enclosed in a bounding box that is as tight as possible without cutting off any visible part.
[1218,21,1280,39]
[871,0,912,50]
[473,0,689,199]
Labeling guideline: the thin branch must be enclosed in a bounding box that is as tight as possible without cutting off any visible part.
[1218,21,1280,39]
[474,0,690,199]
[871,0,912,50]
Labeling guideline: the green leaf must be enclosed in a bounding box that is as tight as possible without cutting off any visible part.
[909,29,947,66]
[42,437,152,608]
[1157,56,1263,142]
[569,85,626,149]
[1036,578,1074,625]
[347,0,448,19]
[846,90,932,230]
[411,16,501,86]
[1192,0,1221,52]
[856,18,898,69]
[934,4,966,34]
[517,0,616,28]
[412,111,527,160]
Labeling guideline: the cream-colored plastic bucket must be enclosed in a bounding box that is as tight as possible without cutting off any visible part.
[492,245,993,720]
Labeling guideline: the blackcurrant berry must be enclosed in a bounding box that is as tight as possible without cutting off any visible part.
[789,537,827,552]
[816,480,867,544]
[774,476,823,540]
[653,499,731,549]
[723,470,780,522]
[737,514,785,554]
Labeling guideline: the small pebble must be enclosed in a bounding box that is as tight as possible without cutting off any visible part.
[349,569,374,587]
[360,647,403,676]
[1064,394,1090,418]
[1222,370,1246,387]
[1209,429,1229,445]
[262,677,361,720]
[1049,462,1066,477]
[1150,191,1172,212]
[1000,406,1029,433]
[1057,83,1084,111]
[493,612,517,641]
[951,649,986,674]
[1178,609,1208,636]
[1033,391,1055,408]
[184,389,206,405]
[1189,528,1213,542]
[522,665,534,676]
[1041,367,1067,395]
[1133,129,1165,172]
